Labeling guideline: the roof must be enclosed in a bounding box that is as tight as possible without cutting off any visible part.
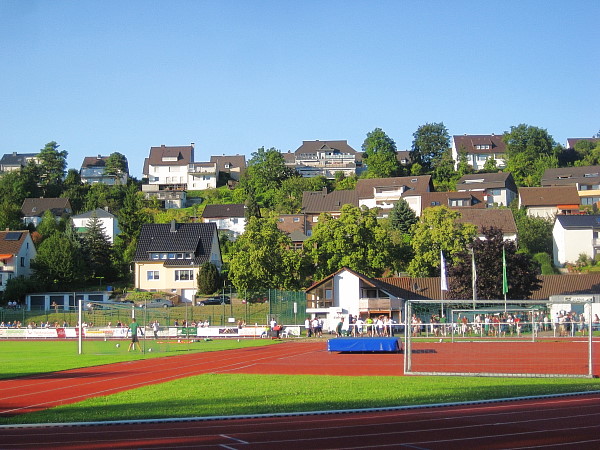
[202,204,245,219]
[418,191,486,209]
[210,155,246,172]
[532,273,600,300]
[541,165,600,186]
[565,138,600,150]
[295,140,358,155]
[71,208,116,219]
[356,176,432,199]
[456,209,518,235]
[555,215,600,229]
[301,188,359,214]
[456,172,517,193]
[519,186,580,207]
[0,152,38,167]
[146,144,194,167]
[81,156,108,168]
[453,134,506,154]
[0,230,31,256]
[134,222,218,266]
[21,198,72,217]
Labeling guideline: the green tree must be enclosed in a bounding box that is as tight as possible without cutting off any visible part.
[36,210,60,239]
[304,205,398,280]
[104,152,129,182]
[31,232,84,289]
[503,124,556,186]
[272,175,327,214]
[407,206,477,277]
[38,141,67,197]
[240,147,296,208]
[334,174,357,190]
[448,227,541,300]
[512,207,554,255]
[62,169,88,213]
[456,150,474,177]
[229,216,305,291]
[432,149,457,191]
[574,140,600,166]
[411,123,450,173]
[361,128,399,178]
[0,200,23,231]
[389,198,417,234]
[196,262,221,295]
[81,213,114,281]
[2,276,39,304]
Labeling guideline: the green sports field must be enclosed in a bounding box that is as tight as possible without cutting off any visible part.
[1,340,600,425]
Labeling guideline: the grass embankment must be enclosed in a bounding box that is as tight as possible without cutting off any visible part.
[1,340,599,425]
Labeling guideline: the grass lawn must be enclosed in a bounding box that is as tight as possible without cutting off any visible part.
[1,340,600,425]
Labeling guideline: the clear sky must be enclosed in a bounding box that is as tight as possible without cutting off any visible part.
[1,0,598,178]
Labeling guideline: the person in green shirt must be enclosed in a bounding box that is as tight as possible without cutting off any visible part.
[128,317,142,352]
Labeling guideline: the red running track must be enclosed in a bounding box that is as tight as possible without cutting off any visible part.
[2,393,600,449]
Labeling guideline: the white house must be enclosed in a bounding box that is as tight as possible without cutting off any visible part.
[451,134,507,171]
[0,230,37,292]
[201,204,246,239]
[71,208,120,244]
[553,215,600,267]
[356,175,433,217]
[456,172,518,207]
[305,267,407,331]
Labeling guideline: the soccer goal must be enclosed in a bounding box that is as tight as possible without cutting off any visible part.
[404,299,596,378]
[76,300,185,355]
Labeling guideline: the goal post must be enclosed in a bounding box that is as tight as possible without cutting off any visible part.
[404,299,595,378]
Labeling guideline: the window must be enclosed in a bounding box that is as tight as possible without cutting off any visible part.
[20,257,24,267]
[293,217,300,223]
[431,201,441,206]
[147,271,159,280]
[489,189,501,196]
[175,270,193,281]
[449,199,466,207]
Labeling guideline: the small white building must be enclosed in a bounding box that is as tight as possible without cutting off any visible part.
[71,208,120,244]
[553,215,600,267]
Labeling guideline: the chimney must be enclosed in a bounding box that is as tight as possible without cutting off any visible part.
[170,220,177,233]
[191,142,195,149]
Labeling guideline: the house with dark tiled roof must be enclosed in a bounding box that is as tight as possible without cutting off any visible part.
[396,150,412,166]
[541,165,600,208]
[565,138,600,151]
[456,172,518,207]
[552,215,600,267]
[21,198,72,227]
[456,209,518,241]
[451,134,506,171]
[202,204,246,238]
[210,155,246,182]
[356,176,433,217]
[285,140,362,179]
[133,221,222,303]
[518,186,581,218]
[71,208,120,244]
[0,152,39,172]
[405,191,486,216]
[0,230,36,292]
[277,214,309,250]
[301,188,359,235]
[79,155,128,185]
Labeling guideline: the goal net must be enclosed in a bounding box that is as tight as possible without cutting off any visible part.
[77,300,194,355]
[404,299,596,378]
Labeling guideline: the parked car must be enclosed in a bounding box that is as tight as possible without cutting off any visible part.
[136,298,173,308]
[196,295,230,306]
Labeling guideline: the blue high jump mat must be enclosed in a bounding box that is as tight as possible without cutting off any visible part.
[327,337,402,353]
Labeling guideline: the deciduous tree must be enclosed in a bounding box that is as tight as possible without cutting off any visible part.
[411,123,450,173]
[362,128,399,178]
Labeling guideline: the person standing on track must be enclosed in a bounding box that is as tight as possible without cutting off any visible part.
[128,317,142,352]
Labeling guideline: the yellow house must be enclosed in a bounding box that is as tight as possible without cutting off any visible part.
[133,221,222,303]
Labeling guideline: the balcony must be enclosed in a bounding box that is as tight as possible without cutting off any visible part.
[358,297,403,313]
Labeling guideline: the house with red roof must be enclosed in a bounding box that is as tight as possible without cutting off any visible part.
[0,230,37,292]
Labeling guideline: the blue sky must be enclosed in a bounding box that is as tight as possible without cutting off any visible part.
[1,0,598,178]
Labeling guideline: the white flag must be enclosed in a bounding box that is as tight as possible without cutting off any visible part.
[440,250,448,291]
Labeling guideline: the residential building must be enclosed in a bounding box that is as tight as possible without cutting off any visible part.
[21,198,73,227]
[0,230,37,292]
[71,208,120,244]
[518,186,581,218]
[411,191,486,216]
[277,214,309,250]
[79,155,128,185]
[356,176,433,217]
[305,267,409,331]
[565,138,600,150]
[210,155,246,182]
[541,166,600,208]
[133,221,222,303]
[457,209,518,241]
[285,140,362,179]
[552,215,600,267]
[451,134,506,171]
[301,188,359,235]
[202,204,246,239]
[0,152,38,172]
[456,172,518,207]
[396,150,412,166]
[187,161,218,191]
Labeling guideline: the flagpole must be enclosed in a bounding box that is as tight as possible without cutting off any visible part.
[440,250,447,318]
[502,246,508,312]
[471,248,477,309]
